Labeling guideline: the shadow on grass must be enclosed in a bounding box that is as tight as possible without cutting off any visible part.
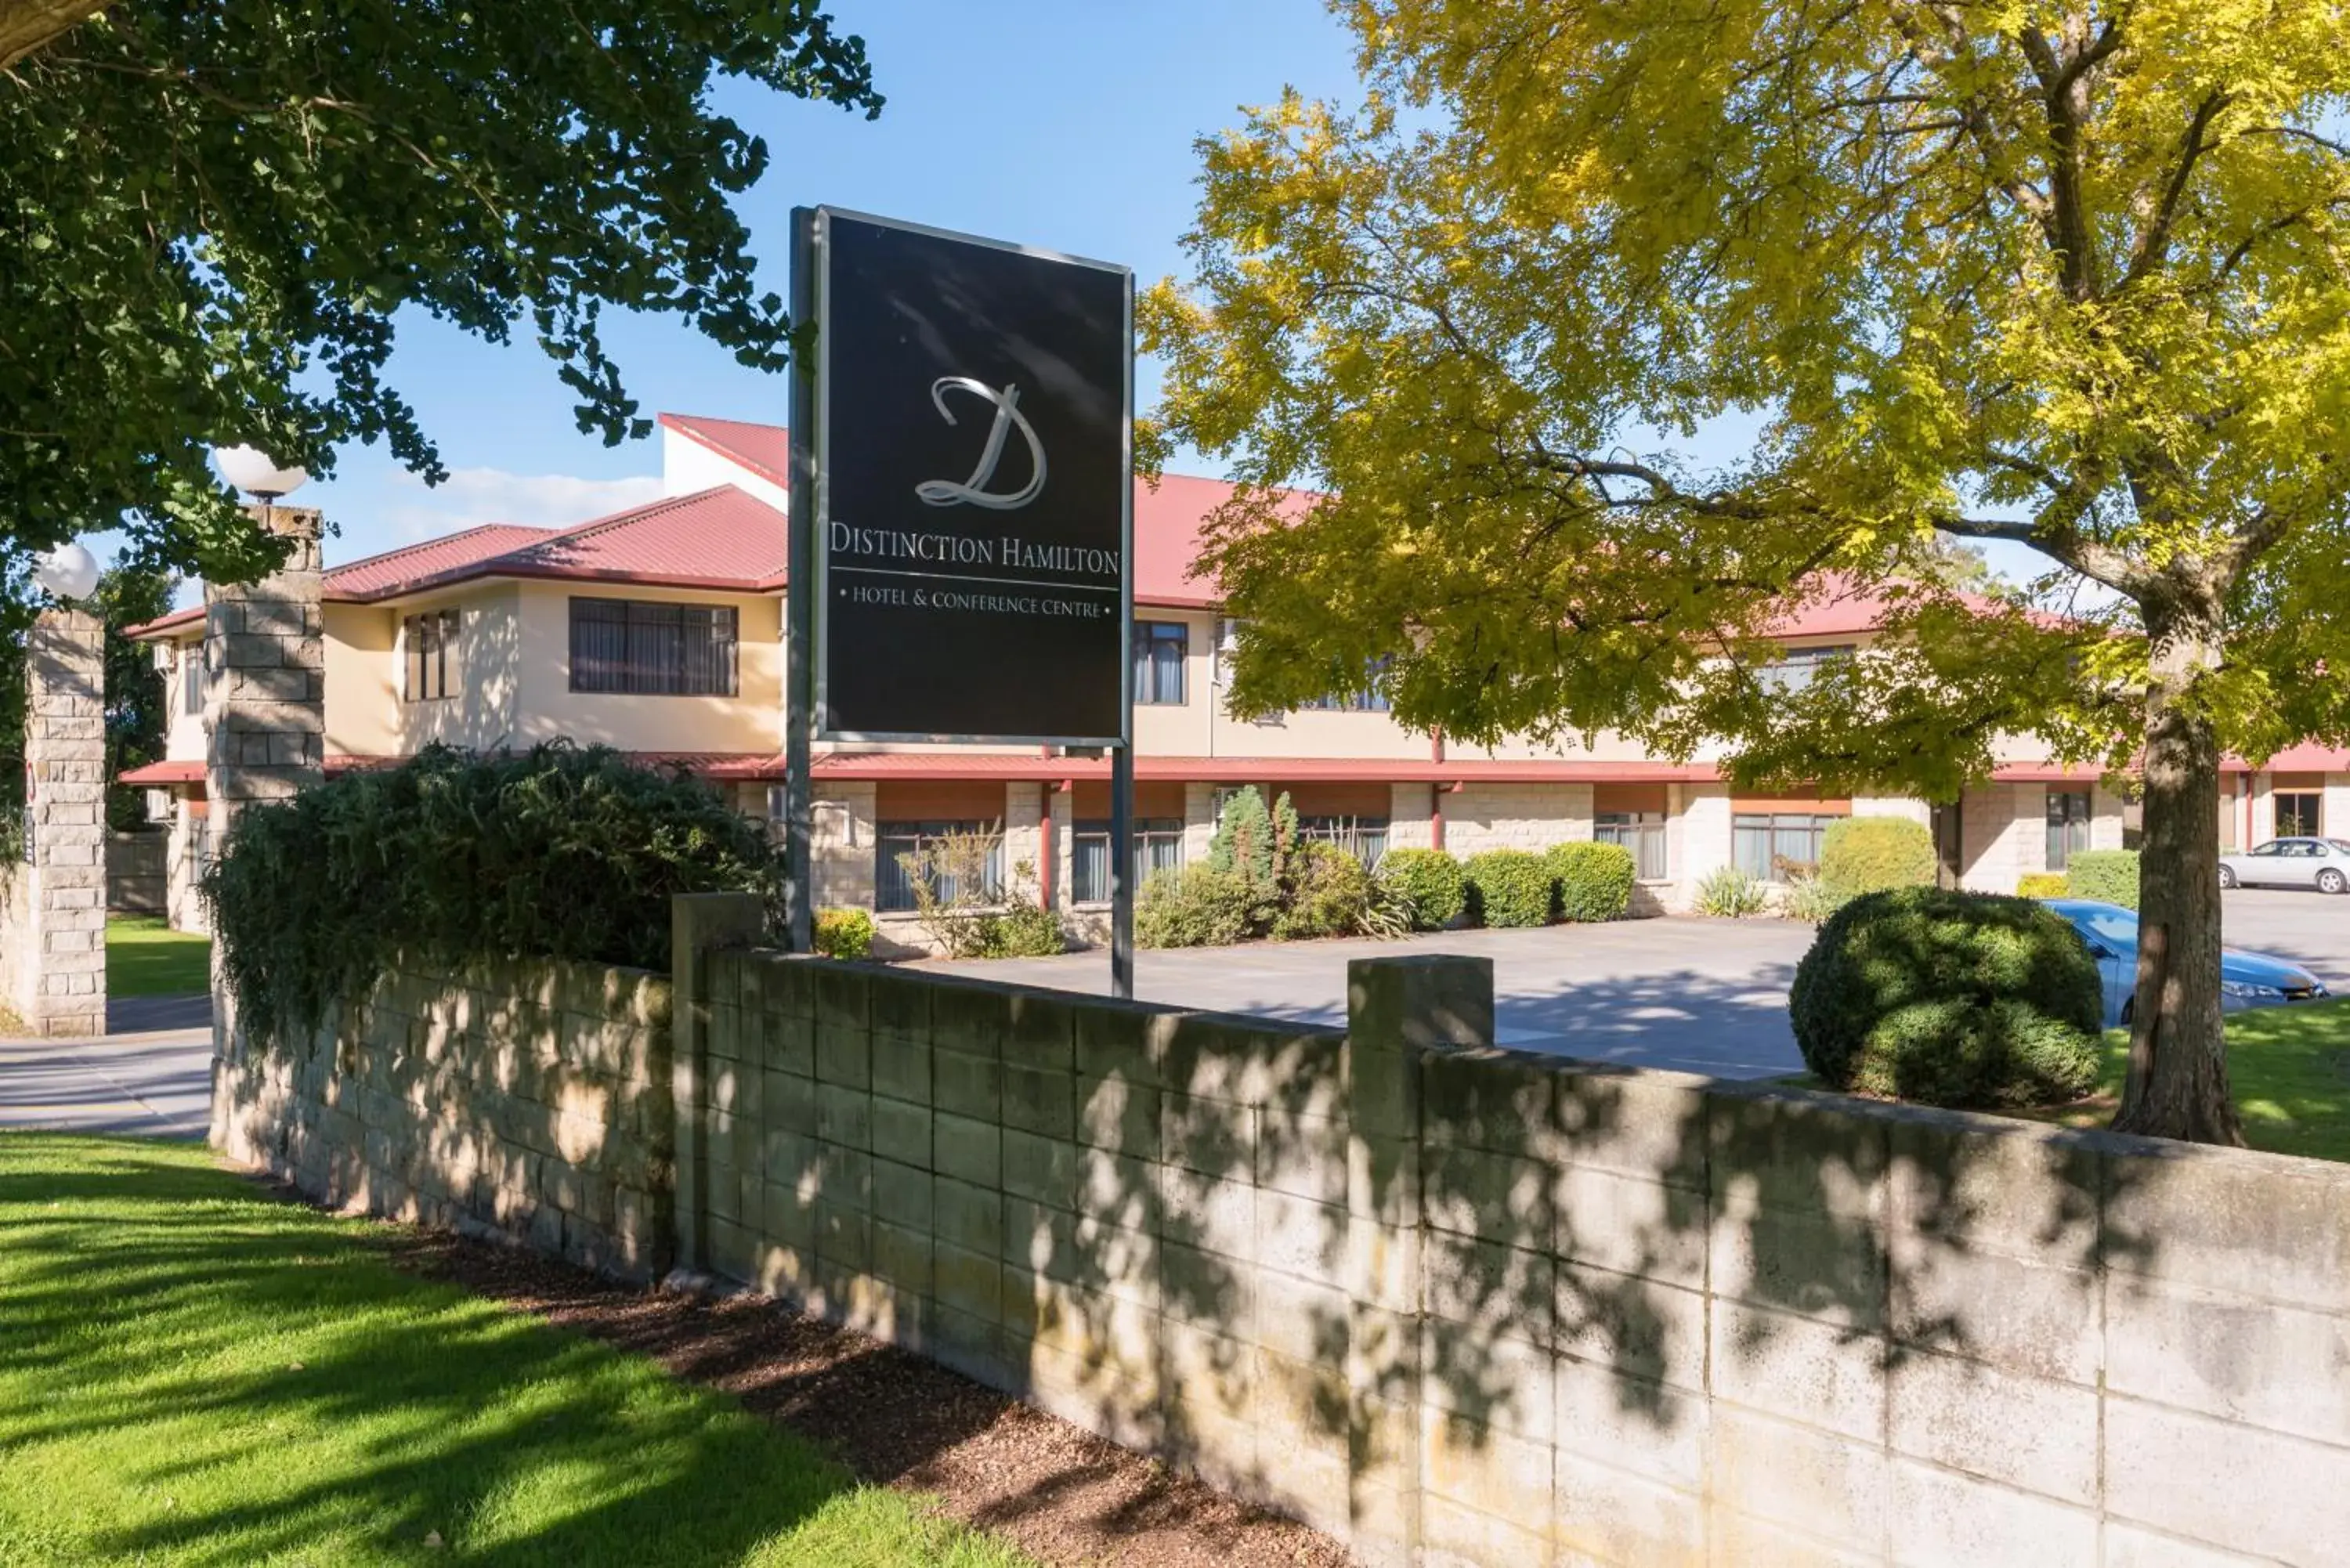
[0,1134,1019,1567]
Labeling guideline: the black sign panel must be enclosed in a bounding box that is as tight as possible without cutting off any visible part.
[809,210,1132,743]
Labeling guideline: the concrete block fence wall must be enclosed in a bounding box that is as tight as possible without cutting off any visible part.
[209,892,2350,1566]
[210,952,675,1280]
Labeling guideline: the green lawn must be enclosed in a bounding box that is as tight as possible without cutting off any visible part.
[2023,999,2350,1162]
[104,916,212,998]
[1786,999,2350,1164]
[0,1134,1036,1568]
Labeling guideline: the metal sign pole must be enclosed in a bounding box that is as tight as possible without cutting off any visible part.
[1110,741,1134,999]
[783,205,818,953]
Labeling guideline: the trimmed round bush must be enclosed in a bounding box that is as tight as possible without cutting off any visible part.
[1819,815,1938,898]
[814,906,874,959]
[1464,849,1554,927]
[1789,887,2102,1108]
[1136,864,1254,948]
[1378,848,1466,930]
[2015,873,2070,900]
[976,902,1065,958]
[1547,840,1636,923]
[1275,841,1374,939]
[2065,849,2139,910]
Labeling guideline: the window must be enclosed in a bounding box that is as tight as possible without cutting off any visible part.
[1072,818,1185,904]
[569,598,739,695]
[1734,814,1837,881]
[1299,815,1390,867]
[1596,812,1669,880]
[1758,644,1856,693]
[1299,656,1394,713]
[403,610,459,703]
[2277,791,2323,839]
[1213,618,1242,688]
[2045,789,2092,872]
[874,821,1001,912]
[179,645,202,717]
[1134,621,1188,705]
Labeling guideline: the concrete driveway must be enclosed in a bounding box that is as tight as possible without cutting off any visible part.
[926,890,2350,1080]
[920,919,1820,1079]
[0,1028,212,1139]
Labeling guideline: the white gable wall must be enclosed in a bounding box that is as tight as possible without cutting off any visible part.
[660,425,790,513]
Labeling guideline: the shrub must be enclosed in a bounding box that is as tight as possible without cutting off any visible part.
[1464,848,1553,927]
[1274,841,1375,939]
[1548,840,1636,923]
[1781,873,1846,924]
[203,742,781,1048]
[2016,873,2070,900]
[974,901,1065,959]
[813,906,874,959]
[1207,786,1276,891]
[1788,887,2102,1108]
[1694,865,1770,917]
[1819,815,1939,898]
[1136,864,1255,949]
[2066,849,2139,910]
[1377,848,1466,930]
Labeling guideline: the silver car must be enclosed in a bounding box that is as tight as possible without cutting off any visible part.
[2218,836,2350,894]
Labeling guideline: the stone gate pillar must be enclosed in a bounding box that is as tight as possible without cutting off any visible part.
[203,504,324,1091]
[16,608,107,1036]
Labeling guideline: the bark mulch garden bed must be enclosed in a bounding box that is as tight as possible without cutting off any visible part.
[394,1231,1353,1568]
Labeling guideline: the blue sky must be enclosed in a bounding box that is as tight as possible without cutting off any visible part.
[183,0,2050,594]
[277,0,1362,575]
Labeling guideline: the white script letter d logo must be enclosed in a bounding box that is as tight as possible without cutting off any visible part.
[915,378,1048,510]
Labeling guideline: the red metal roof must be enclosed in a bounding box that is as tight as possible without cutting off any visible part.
[660,412,793,488]
[127,486,788,640]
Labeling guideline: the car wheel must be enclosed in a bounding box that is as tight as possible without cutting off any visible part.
[2218,865,2238,889]
[2321,868,2348,896]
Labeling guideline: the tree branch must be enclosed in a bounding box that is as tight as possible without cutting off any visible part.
[0,0,107,72]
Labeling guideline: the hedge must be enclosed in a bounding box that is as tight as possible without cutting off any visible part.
[1464,849,1553,927]
[2065,849,2139,910]
[1378,848,1466,930]
[1548,840,1635,922]
[1136,864,1254,948]
[1788,887,2102,1108]
[2016,873,2070,900]
[202,742,782,1049]
[1819,815,1938,898]
[814,906,874,959]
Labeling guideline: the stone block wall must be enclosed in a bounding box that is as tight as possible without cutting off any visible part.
[220,905,2350,1566]
[212,954,675,1279]
[1443,782,1596,858]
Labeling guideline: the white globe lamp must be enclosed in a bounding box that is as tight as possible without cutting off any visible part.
[212,444,309,501]
[31,543,100,602]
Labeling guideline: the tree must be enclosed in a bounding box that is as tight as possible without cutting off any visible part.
[1144,1,2350,1143]
[2,2,879,583]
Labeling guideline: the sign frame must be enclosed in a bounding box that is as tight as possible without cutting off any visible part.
[804,204,1135,750]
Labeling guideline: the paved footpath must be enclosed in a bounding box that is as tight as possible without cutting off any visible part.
[0,1016,212,1140]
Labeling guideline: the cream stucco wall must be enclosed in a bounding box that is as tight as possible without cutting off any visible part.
[508,580,782,753]
[161,634,205,761]
[324,602,400,757]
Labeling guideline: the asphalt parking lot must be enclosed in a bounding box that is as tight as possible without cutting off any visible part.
[930,885,2350,1081]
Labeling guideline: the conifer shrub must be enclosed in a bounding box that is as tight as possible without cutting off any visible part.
[1547,840,1636,922]
[814,906,874,959]
[203,742,782,1050]
[1789,887,2101,1108]
[1819,815,1939,898]
[1377,847,1466,930]
[1464,848,1553,927]
[2064,849,2139,910]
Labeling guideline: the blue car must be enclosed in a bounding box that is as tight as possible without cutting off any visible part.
[2044,899,2330,1028]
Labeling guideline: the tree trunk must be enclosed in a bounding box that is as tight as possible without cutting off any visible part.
[0,0,110,71]
[2110,616,2243,1145]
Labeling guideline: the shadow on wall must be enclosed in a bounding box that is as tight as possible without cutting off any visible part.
[213,899,2350,1566]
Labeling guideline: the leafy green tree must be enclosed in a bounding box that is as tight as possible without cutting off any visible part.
[2,1,878,583]
[1147,1,2350,1144]
[96,568,175,831]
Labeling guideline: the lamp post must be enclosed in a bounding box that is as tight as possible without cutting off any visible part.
[211,444,310,503]
[31,543,99,602]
